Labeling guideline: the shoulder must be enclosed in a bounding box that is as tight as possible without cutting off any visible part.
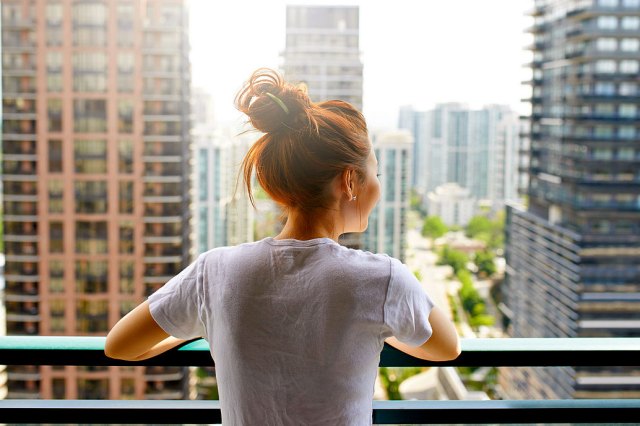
[326,244,395,279]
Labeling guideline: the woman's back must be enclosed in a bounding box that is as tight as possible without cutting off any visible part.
[149,237,434,425]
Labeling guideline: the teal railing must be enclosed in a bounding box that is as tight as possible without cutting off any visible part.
[0,336,639,424]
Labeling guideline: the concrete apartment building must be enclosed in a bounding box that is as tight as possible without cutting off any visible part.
[282,5,364,249]
[501,0,640,399]
[1,0,192,399]
[282,5,363,111]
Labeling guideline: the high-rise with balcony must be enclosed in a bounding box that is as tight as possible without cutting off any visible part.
[1,0,191,400]
[363,130,412,262]
[282,5,363,111]
[501,0,640,399]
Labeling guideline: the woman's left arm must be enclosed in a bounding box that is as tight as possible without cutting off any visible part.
[105,301,187,361]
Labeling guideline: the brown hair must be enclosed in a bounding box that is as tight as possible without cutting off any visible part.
[236,68,370,214]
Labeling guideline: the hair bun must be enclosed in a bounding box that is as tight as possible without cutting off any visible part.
[235,68,313,133]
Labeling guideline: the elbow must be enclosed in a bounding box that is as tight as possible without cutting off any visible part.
[445,341,462,361]
[432,339,462,362]
[104,335,134,361]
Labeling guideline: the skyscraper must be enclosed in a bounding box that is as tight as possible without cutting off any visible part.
[1,0,192,399]
[192,127,254,254]
[364,130,412,261]
[400,104,520,211]
[501,0,640,399]
[282,5,364,249]
[282,5,363,111]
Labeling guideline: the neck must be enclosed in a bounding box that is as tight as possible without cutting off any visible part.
[275,207,342,242]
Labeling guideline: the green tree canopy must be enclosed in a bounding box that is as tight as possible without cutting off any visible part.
[422,216,448,239]
[465,212,506,251]
[437,245,468,275]
[475,250,497,277]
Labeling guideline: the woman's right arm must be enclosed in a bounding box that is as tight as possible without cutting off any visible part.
[385,306,461,361]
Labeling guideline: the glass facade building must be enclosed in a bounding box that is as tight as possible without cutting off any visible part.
[501,0,640,399]
[1,0,191,399]
[364,131,412,262]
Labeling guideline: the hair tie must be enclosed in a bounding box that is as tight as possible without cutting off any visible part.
[265,92,290,115]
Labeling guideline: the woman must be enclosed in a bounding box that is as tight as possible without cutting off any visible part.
[105,68,460,425]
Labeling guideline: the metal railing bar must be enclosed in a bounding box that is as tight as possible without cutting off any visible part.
[0,336,639,367]
[0,399,639,424]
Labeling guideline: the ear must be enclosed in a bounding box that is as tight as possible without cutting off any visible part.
[340,168,355,199]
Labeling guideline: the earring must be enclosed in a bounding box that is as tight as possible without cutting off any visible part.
[351,195,357,201]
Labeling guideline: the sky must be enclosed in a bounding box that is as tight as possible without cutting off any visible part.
[189,0,532,130]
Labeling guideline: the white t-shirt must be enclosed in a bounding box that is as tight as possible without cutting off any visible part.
[148,237,434,425]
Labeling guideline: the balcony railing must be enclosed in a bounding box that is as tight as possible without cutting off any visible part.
[0,337,639,423]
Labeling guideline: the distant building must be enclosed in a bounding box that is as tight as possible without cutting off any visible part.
[283,5,364,249]
[399,104,520,210]
[426,183,475,227]
[364,131,412,262]
[501,0,640,400]
[1,0,192,399]
[192,127,254,254]
[282,5,363,111]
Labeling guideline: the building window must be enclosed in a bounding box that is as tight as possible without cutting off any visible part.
[621,17,640,30]
[47,52,63,91]
[52,378,65,399]
[118,100,134,133]
[50,222,64,253]
[619,104,637,118]
[119,221,134,254]
[622,0,640,6]
[119,181,134,214]
[49,139,63,172]
[618,126,636,140]
[50,260,65,293]
[598,0,618,6]
[72,53,107,91]
[48,180,64,213]
[50,299,66,334]
[619,82,637,96]
[72,2,106,26]
[597,16,617,30]
[120,261,135,294]
[119,140,134,174]
[46,3,63,46]
[617,148,634,160]
[76,221,108,254]
[619,60,639,74]
[595,60,616,73]
[596,38,616,51]
[620,38,639,52]
[595,82,615,95]
[76,260,108,294]
[74,99,107,132]
[75,181,108,213]
[117,4,134,47]
[76,301,109,334]
[47,99,63,132]
[75,139,107,174]
[117,52,134,91]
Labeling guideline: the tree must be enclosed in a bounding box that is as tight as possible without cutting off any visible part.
[422,216,447,239]
[437,246,468,275]
[475,250,497,277]
[465,212,506,251]
[465,215,492,241]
